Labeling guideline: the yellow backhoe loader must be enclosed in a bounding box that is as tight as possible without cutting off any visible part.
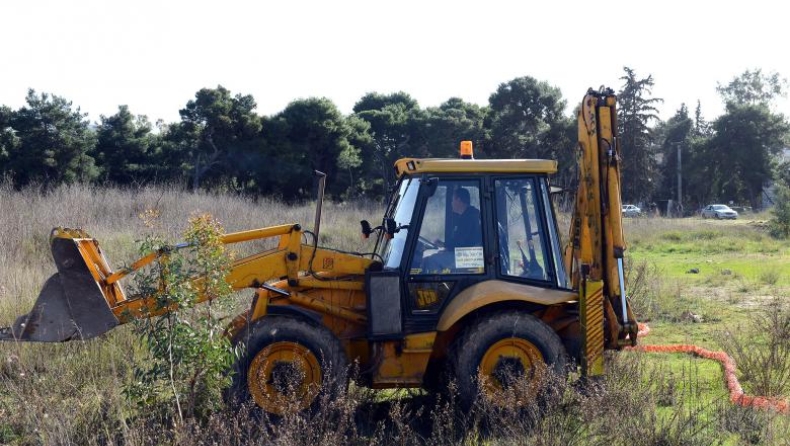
[1,88,638,415]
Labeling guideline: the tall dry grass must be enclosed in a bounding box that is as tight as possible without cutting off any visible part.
[0,182,380,444]
[0,182,378,319]
[1,183,789,445]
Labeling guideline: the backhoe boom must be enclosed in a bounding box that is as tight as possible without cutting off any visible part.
[566,89,638,374]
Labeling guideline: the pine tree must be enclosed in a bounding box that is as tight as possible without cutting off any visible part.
[95,105,155,185]
[617,67,663,202]
[8,90,98,186]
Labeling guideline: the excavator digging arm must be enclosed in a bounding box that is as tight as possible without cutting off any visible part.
[565,89,639,374]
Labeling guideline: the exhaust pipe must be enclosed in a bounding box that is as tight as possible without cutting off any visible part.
[0,229,119,342]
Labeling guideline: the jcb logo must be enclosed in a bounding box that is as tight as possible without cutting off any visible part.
[322,257,334,270]
[416,289,438,308]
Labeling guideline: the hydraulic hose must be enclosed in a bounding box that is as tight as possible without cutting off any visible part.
[627,323,789,413]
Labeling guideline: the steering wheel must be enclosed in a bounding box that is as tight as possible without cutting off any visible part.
[418,236,439,250]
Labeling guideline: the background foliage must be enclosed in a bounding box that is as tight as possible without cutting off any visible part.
[0,68,788,209]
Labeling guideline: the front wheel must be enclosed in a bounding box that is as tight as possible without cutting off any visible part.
[228,316,348,417]
[451,312,567,411]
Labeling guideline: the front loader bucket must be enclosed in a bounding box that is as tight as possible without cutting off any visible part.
[0,230,120,342]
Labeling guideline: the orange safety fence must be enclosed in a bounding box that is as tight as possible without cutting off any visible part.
[625,323,789,414]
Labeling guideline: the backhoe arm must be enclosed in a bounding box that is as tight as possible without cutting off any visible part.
[565,89,639,374]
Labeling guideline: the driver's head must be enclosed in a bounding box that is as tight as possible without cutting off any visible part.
[452,188,470,214]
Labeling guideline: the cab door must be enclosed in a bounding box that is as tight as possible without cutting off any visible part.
[493,176,566,288]
[402,177,490,332]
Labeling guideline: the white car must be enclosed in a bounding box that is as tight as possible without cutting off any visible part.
[622,204,641,217]
[701,204,738,219]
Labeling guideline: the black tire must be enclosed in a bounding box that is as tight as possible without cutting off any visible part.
[450,312,567,411]
[228,316,348,417]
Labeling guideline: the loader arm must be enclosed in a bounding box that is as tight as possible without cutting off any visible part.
[1,223,374,342]
[565,89,639,375]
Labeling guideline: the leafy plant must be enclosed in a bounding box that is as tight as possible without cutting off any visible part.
[769,184,790,239]
[624,257,663,320]
[124,213,236,423]
[717,298,790,397]
[759,268,781,286]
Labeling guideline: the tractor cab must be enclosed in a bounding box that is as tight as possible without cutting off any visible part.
[364,144,571,344]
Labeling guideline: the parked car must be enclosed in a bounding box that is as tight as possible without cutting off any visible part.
[700,204,738,219]
[622,204,641,217]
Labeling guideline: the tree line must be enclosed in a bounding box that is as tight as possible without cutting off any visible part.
[0,67,787,209]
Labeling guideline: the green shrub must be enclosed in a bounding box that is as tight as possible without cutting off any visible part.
[693,229,723,241]
[625,257,663,320]
[769,184,790,239]
[660,231,684,242]
[124,214,237,423]
[717,299,790,397]
[759,268,781,286]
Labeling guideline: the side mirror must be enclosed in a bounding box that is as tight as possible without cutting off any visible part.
[360,220,373,239]
[384,218,398,238]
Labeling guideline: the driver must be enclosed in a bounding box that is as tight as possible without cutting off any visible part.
[422,188,482,272]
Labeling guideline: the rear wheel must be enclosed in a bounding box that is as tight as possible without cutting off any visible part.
[451,312,566,411]
[228,316,348,416]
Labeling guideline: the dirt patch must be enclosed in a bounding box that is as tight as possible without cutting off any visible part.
[687,284,782,310]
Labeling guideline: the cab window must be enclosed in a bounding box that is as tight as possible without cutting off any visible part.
[410,180,484,275]
[495,178,549,281]
[379,177,420,269]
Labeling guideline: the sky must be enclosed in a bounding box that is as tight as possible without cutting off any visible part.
[1,0,788,126]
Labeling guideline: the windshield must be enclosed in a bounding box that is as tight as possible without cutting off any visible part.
[377,177,421,269]
[713,205,730,210]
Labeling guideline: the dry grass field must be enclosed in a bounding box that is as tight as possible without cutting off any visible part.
[1,183,789,445]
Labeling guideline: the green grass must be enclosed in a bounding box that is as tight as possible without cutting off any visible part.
[628,219,790,286]
[624,216,790,334]
[626,217,790,348]
[618,216,790,445]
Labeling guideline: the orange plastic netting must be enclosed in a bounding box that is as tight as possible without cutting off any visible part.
[624,323,788,413]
